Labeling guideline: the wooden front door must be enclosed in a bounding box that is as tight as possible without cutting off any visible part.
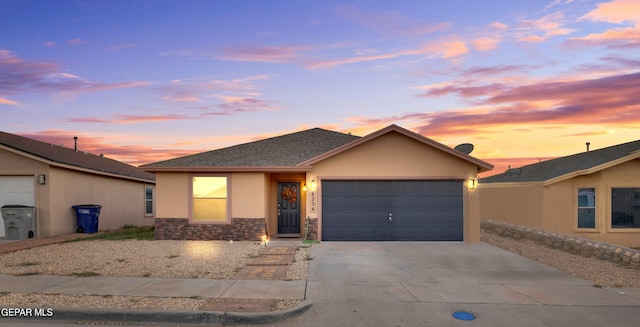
[278,182,301,235]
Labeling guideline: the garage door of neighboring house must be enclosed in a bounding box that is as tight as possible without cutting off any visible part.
[0,176,35,237]
[322,180,463,241]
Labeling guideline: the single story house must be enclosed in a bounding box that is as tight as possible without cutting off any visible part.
[480,140,640,248]
[0,131,156,238]
[142,124,493,242]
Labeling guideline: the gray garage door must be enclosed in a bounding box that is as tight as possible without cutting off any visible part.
[322,180,463,241]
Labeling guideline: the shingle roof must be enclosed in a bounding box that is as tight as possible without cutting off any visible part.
[481,139,640,184]
[142,128,361,168]
[0,131,155,182]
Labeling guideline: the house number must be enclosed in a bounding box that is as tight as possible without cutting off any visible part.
[310,191,316,213]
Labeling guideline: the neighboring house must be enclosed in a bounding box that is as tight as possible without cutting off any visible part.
[142,125,493,242]
[0,131,156,238]
[480,140,640,248]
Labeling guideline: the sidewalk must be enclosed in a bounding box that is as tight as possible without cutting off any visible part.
[0,273,311,324]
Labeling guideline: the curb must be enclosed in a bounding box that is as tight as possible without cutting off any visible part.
[16,300,313,325]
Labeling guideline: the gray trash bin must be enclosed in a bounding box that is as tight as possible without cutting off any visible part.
[1,205,36,240]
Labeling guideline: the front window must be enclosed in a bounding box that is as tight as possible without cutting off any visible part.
[145,185,154,216]
[192,176,228,221]
[577,188,596,228]
[611,188,640,228]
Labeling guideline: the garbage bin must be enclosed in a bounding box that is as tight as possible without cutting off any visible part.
[1,205,36,240]
[72,204,102,234]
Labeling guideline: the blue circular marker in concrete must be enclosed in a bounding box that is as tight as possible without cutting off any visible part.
[452,311,476,321]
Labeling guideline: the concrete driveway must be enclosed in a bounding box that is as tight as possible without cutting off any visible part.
[282,242,640,327]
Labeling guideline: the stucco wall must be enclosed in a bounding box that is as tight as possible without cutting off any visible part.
[48,167,153,236]
[480,159,640,248]
[155,173,189,218]
[310,131,481,242]
[231,173,267,218]
[479,184,544,228]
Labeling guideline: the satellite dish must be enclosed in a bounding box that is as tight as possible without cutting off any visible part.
[454,143,474,155]
[505,168,522,176]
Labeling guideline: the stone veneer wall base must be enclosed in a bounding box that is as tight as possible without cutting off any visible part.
[481,219,640,267]
[155,217,267,241]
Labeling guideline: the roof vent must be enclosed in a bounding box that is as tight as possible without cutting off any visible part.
[586,142,590,152]
[99,154,104,157]
[83,151,88,155]
[74,136,78,151]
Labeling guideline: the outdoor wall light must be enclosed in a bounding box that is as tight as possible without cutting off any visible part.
[311,179,317,191]
[303,183,307,192]
[467,179,476,190]
[38,174,46,185]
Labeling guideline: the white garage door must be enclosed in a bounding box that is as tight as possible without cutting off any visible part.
[0,176,35,237]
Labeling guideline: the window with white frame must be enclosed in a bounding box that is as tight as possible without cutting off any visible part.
[192,176,228,221]
[611,188,640,229]
[145,185,154,216]
[577,188,596,228]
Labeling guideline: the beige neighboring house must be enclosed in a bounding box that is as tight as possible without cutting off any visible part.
[0,131,156,238]
[142,125,493,242]
[480,140,640,248]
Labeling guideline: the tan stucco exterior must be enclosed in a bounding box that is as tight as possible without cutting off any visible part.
[1,147,154,238]
[153,129,486,242]
[480,158,640,248]
[309,131,481,242]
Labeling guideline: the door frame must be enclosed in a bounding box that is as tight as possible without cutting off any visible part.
[277,181,301,236]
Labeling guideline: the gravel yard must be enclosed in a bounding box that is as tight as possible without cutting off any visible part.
[0,240,263,279]
[481,230,640,288]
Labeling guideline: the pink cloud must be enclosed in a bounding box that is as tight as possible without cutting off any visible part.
[0,50,151,96]
[471,37,501,51]
[335,5,451,37]
[43,42,56,48]
[0,98,18,105]
[307,38,468,69]
[218,45,309,63]
[489,22,508,30]
[20,130,198,166]
[568,24,640,46]
[64,114,188,124]
[109,43,135,51]
[516,11,575,42]
[355,70,640,140]
[68,38,87,45]
[156,75,270,104]
[580,0,640,24]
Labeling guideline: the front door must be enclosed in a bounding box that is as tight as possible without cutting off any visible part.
[278,182,301,235]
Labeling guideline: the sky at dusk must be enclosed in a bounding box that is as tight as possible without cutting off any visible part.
[1,0,639,176]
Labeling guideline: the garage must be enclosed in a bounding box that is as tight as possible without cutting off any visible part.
[0,176,35,237]
[322,180,463,241]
